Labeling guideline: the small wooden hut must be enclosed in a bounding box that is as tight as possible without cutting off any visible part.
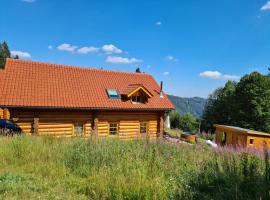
[214,124,270,150]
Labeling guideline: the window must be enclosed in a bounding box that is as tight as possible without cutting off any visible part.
[140,122,148,134]
[249,138,254,145]
[131,96,146,104]
[74,122,84,136]
[109,123,118,135]
[221,132,227,146]
[107,89,120,99]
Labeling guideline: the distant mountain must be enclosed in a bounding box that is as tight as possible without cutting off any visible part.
[167,95,207,118]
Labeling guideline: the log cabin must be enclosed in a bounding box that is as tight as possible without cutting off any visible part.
[214,124,270,150]
[0,59,174,139]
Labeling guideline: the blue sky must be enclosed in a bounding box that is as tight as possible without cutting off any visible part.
[1,0,270,98]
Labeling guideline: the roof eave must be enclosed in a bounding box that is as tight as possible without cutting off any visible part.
[2,105,174,111]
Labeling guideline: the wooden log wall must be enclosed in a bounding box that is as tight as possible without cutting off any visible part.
[96,112,161,139]
[10,110,92,137]
[246,135,270,150]
[8,109,163,139]
[215,128,247,147]
[13,111,34,135]
[0,108,3,119]
[0,108,10,120]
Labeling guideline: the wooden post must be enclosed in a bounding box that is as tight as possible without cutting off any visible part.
[33,118,39,135]
[0,108,3,119]
[3,108,10,120]
[159,113,164,138]
[92,112,98,136]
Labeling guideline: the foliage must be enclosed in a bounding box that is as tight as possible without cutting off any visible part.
[0,42,11,69]
[201,72,270,133]
[0,41,19,69]
[168,95,206,118]
[198,131,215,141]
[0,136,269,199]
[234,72,270,132]
[179,113,199,132]
[169,110,181,129]
[201,81,236,132]
[164,128,182,138]
[170,111,199,132]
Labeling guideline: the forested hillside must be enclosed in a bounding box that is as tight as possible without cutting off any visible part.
[167,95,206,118]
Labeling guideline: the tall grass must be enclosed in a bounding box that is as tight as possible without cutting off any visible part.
[0,136,269,199]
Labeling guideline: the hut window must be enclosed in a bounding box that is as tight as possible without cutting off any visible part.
[109,123,118,135]
[221,132,227,146]
[249,138,254,145]
[107,89,120,99]
[140,122,148,134]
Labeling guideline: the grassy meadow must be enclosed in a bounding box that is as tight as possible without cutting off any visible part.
[0,136,270,200]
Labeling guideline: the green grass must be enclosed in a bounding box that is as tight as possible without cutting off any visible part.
[164,128,182,138]
[0,136,269,200]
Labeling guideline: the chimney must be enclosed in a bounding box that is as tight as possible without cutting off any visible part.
[160,81,163,98]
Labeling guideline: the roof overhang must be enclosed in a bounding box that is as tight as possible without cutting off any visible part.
[2,105,174,112]
[126,86,153,98]
[214,124,270,136]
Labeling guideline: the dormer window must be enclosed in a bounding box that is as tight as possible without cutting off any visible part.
[121,84,153,104]
[131,95,147,104]
[107,89,120,99]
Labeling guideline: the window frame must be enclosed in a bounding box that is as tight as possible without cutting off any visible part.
[109,122,119,135]
[74,122,84,136]
[249,138,254,145]
[106,89,121,99]
[139,122,148,134]
[131,95,147,104]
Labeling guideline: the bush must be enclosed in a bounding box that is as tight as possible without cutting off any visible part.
[179,113,199,132]
[169,110,181,129]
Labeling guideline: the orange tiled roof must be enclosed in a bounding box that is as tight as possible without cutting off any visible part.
[121,84,152,96]
[0,59,174,110]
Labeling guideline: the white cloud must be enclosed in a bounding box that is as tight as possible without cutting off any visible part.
[199,70,240,81]
[102,44,122,54]
[222,74,241,81]
[165,55,178,62]
[200,71,222,79]
[11,50,31,58]
[77,46,99,54]
[57,43,78,53]
[156,21,162,26]
[163,71,169,76]
[22,0,36,2]
[106,56,142,64]
[48,45,53,50]
[261,1,270,11]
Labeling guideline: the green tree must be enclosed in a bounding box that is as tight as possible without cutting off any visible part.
[234,72,270,132]
[169,110,181,129]
[179,113,198,132]
[201,81,237,132]
[202,72,270,133]
[0,41,11,69]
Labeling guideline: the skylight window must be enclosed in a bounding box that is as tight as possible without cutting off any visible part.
[107,89,120,99]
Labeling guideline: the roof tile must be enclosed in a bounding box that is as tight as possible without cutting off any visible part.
[0,59,174,110]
